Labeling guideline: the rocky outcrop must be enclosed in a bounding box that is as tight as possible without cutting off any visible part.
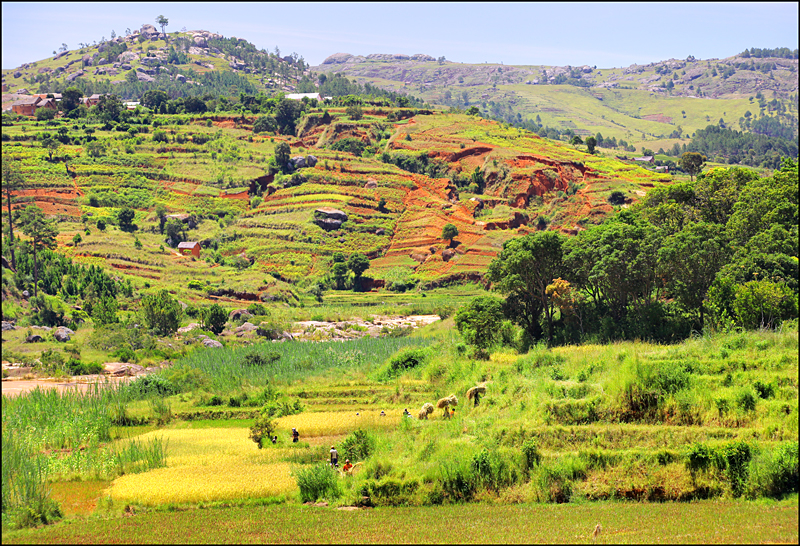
[53,326,75,342]
[313,207,348,231]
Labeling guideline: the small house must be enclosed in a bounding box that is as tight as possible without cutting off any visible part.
[84,94,103,107]
[177,241,201,258]
[633,156,654,164]
[11,96,41,116]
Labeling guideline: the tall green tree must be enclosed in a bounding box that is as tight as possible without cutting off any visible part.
[117,206,136,231]
[201,303,228,335]
[273,142,291,173]
[679,152,707,181]
[156,15,169,38]
[486,231,565,344]
[658,222,730,327]
[19,206,58,298]
[2,155,25,270]
[60,87,82,113]
[140,289,182,335]
[441,223,459,247]
[585,136,597,154]
[454,295,505,353]
[347,253,370,290]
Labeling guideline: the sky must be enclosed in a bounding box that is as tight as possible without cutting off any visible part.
[2,2,798,70]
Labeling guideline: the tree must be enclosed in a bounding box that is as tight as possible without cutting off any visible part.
[156,15,169,38]
[585,136,597,154]
[200,303,227,335]
[60,87,82,113]
[117,206,136,231]
[96,94,123,122]
[570,135,583,147]
[658,222,730,328]
[140,289,182,335]
[734,280,796,329]
[165,218,185,245]
[142,89,168,110]
[454,295,505,354]
[347,253,370,290]
[331,262,349,290]
[442,223,459,247]
[92,296,118,326]
[273,141,292,174]
[19,205,58,298]
[486,231,565,344]
[154,204,168,234]
[466,106,480,116]
[679,152,707,181]
[2,155,25,270]
[40,136,61,161]
[345,104,363,120]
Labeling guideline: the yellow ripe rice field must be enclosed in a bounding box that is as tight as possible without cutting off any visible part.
[107,428,295,506]
[274,410,400,437]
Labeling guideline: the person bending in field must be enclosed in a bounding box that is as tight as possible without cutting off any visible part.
[403,408,411,418]
[342,459,353,473]
[292,428,299,443]
[380,410,386,417]
[330,446,339,468]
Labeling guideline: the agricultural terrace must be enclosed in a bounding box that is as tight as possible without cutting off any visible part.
[2,324,798,542]
[3,107,668,307]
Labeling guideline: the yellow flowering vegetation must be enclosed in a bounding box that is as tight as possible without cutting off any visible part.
[107,428,295,506]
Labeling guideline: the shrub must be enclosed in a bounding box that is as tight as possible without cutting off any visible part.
[162,364,211,392]
[240,351,281,367]
[736,388,757,412]
[294,463,341,503]
[187,279,204,290]
[200,303,227,335]
[521,438,542,475]
[362,477,420,506]
[340,429,376,462]
[378,347,430,379]
[747,441,799,499]
[249,410,276,449]
[128,374,177,398]
[438,458,477,502]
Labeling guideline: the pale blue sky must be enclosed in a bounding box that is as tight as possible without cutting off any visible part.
[2,2,798,70]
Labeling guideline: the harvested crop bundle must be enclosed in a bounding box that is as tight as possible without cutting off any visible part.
[418,402,434,420]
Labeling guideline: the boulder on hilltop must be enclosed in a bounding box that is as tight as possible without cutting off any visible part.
[322,53,357,64]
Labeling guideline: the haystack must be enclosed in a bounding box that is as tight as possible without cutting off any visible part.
[418,402,434,420]
[466,385,487,401]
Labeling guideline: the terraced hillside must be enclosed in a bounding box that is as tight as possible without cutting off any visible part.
[4,106,669,298]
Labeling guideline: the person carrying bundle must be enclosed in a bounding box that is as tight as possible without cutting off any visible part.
[292,428,299,443]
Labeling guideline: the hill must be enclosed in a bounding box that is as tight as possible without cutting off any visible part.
[1,103,669,306]
[311,51,799,155]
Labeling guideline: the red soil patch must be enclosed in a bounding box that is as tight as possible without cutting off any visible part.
[12,187,82,216]
[642,113,672,124]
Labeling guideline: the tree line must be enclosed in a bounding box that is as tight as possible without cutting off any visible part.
[457,159,798,350]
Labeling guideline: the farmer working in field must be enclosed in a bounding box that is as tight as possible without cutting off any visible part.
[292,428,299,443]
[330,445,339,468]
[342,459,354,473]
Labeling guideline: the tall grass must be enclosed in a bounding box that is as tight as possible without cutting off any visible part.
[174,336,433,391]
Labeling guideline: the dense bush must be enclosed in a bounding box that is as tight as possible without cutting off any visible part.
[294,463,341,503]
[377,346,430,379]
[340,429,376,462]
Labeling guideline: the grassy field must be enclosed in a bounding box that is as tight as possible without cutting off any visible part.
[3,499,797,544]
